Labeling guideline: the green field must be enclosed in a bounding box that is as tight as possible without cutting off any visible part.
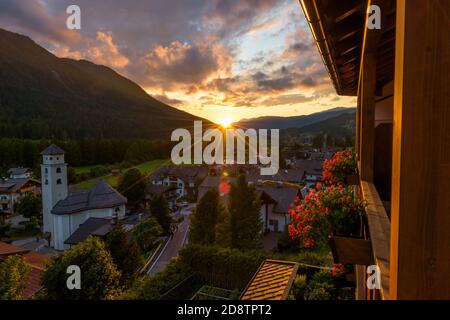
[74,165,100,175]
[73,159,169,189]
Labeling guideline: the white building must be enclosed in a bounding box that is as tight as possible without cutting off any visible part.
[41,144,127,250]
[7,167,33,179]
[257,185,299,233]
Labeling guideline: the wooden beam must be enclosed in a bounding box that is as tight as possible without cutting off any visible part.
[356,85,361,158]
[359,53,376,181]
[390,0,450,300]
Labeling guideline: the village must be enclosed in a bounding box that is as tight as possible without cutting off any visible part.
[0,141,340,299]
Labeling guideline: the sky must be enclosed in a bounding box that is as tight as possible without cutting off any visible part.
[0,0,356,124]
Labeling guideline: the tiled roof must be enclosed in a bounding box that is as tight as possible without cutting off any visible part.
[7,167,31,175]
[240,260,299,300]
[0,242,49,299]
[40,144,65,155]
[21,267,42,299]
[247,168,305,184]
[0,241,29,257]
[256,185,299,213]
[149,165,208,184]
[147,184,177,195]
[52,180,126,215]
[0,178,40,193]
[64,217,112,245]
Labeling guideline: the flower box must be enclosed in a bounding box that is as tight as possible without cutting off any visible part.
[329,235,373,265]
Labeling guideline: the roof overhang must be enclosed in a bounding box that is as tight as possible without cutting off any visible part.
[299,0,396,96]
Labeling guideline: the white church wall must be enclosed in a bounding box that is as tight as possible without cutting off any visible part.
[52,214,71,251]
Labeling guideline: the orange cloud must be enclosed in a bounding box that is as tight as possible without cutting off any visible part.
[54,32,129,69]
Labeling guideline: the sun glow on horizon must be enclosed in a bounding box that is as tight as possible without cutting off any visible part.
[218,117,233,128]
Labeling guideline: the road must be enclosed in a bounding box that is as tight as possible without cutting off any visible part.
[147,204,194,275]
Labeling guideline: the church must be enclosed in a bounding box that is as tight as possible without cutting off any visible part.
[41,144,127,250]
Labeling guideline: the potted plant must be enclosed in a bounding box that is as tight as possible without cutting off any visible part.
[322,150,358,186]
[289,184,371,265]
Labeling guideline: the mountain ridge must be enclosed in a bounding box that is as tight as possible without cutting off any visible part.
[236,107,356,130]
[0,28,209,140]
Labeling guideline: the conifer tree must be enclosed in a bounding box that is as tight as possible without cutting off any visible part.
[189,188,223,245]
[228,175,262,250]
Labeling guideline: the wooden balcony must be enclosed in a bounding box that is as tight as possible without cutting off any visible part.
[359,180,390,300]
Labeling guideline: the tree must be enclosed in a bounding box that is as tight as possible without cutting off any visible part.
[189,188,223,245]
[105,225,143,286]
[0,255,31,300]
[67,167,77,184]
[215,208,232,247]
[228,175,263,250]
[117,168,147,207]
[14,193,42,230]
[133,217,163,252]
[41,237,121,300]
[150,195,172,234]
[312,134,325,149]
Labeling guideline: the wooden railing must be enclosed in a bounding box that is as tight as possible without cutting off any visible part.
[360,180,391,300]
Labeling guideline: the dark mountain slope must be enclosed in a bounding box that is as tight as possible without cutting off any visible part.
[282,111,356,137]
[0,28,207,140]
[236,107,355,130]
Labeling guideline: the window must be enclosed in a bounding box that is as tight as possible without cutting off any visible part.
[56,179,62,185]
[49,157,53,160]
[57,157,60,160]
[45,179,49,185]
[56,168,61,173]
[115,207,120,212]
[45,168,48,174]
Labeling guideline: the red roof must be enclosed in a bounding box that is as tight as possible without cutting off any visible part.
[0,242,49,299]
[21,267,42,299]
[0,241,29,257]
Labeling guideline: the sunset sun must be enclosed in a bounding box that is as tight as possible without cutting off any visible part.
[218,118,233,128]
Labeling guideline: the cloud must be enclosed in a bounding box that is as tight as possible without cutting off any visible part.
[152,93,183,106]
[260,93,315,106]
[141,40,232,90]
[0,0,80,45]
[54,32,129,69]
[0,0,350,120]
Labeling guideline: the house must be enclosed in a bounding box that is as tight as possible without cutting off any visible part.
[293,159,323,183]
[41,144,127,251]
[198,175,299,233]
[256,184,300,232]
[0,241,49,299]
[146,184,178,208]
[0,178,41,216]
[65,212,149,247]
[247,168,304,185]
[197,175,236,201]
[64,217,114,246]
[7,167,33,179]
[149,165,208,200]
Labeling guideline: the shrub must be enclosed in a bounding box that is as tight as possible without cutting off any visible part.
[120,258,191,300]
[41,237,121,300]
[180,244,266,290]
